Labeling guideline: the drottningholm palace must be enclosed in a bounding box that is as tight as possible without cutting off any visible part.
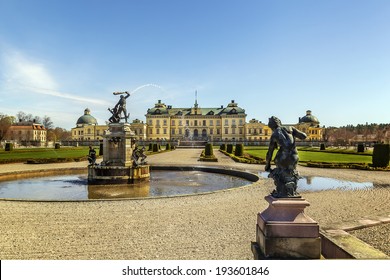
[70,99,323,145]
[3,99,323,146]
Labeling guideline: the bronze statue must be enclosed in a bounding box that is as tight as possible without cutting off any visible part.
[132,146,147,166]
[108,91,130,123]
[265,116,307,198]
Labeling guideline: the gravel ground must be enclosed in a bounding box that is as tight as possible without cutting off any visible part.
[0,149,389,259]
[349,223,390,256]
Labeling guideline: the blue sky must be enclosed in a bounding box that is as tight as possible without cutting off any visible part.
[0,0,389,129]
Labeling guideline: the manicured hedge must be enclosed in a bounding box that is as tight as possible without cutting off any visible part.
[372,144,390,167]
[99,142,104,155]
[199,147,218,162]
[5,143,13,151]
[357,144,365,153]
[226,144,234,154]
[205,143,213,156]
[220,144,226,151]
[235,144,244,157]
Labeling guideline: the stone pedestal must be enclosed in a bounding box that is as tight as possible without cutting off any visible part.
[102,123,135,167]
[88,165,150,184]
[88,122,150,185]
[252,195,321,259]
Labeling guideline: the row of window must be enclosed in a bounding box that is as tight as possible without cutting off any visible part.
[247,128,268,135]
[149,128,245,135]
[148,119,245,127]
[9,130,46,135]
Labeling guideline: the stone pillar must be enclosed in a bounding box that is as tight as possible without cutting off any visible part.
[252,195,321,259]
[103,123,135,167]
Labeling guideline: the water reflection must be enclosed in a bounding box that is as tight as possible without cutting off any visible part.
[0,170,251,201]
[88,183,150,199]
[259,172,377,192]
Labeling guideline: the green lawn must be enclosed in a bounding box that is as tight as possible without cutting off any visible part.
[0,146,94,163]
[244,146,372,164]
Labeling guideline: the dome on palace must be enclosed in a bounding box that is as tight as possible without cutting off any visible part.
[299,110,319,124]
[76,108,98,125]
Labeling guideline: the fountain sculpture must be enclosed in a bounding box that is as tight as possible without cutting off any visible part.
[265,116,307,198]
[88,91,150,184]
[252,116,321,259]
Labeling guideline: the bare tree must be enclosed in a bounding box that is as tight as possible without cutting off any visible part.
[16,111,27,122]
[47,127,72,142]
[42,115,54,130]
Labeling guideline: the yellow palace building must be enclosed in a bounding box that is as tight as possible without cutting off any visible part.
[145,99,247,142]
[71,104,323,144]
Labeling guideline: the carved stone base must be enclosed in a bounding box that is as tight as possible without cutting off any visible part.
[253,195,321,259]
[88,165,150,184]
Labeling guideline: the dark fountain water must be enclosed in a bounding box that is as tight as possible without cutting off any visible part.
[0,170,253,201]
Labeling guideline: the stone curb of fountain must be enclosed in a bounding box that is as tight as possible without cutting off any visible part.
[320,214,390,259]
[0,167,87,182]
[0,165,261,203]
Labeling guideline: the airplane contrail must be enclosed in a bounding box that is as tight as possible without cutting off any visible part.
[19,85,110,106]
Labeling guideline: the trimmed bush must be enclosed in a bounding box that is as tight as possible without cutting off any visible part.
[357,144,365,153]
[148,143,153,151]
[165,143,171,150]
[152,143,159,152]
[220,144,226,151]
[205,143,214,156]
[372,144,390,167]
[320,143,326,151]
[55,143,61,149]
[99,142,103,155]
[235,144,244,157]
[226,144,234,154]
[5,143,13,151]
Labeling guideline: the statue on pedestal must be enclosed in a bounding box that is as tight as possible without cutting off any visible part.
[265,116,307,198]
[108,91,130,123]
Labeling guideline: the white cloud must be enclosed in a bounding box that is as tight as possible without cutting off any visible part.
[0,49,109,106]
[4,51,58,89]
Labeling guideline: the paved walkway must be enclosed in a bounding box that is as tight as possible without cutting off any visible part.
[0,149,389,259]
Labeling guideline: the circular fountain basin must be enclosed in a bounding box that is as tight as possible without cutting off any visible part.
[0,166,258,201]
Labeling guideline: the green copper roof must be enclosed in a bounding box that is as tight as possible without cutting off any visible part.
[299,110,319,124]
[146,100,246,116]
[76,108,98,125]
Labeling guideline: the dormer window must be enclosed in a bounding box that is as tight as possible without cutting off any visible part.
[155,109,161,114]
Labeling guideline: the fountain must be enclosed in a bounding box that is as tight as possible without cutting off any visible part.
[0,91,259,200]
[88,91,150,184]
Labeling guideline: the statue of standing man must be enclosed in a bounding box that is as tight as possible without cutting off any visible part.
[265,116,307,198]
[108,91,130,123]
